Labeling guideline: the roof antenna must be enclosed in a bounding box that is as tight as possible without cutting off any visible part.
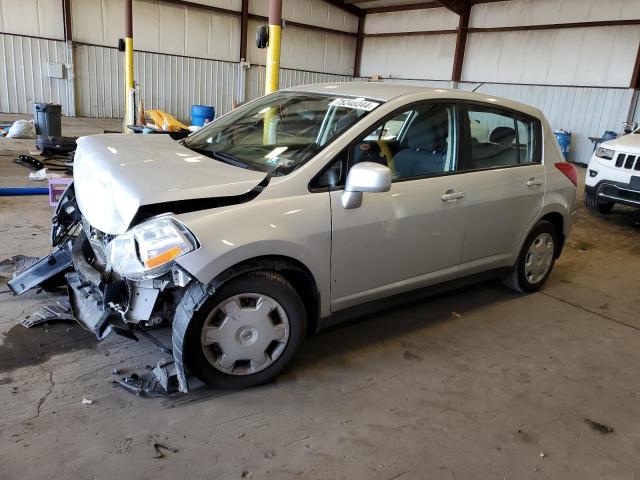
[472,82,485,93]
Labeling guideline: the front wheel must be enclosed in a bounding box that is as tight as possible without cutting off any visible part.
[503,220,558,294]
[184,271,307,389]
[585,191,614,214]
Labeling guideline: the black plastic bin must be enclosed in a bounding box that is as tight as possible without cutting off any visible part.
[33,103,62,137]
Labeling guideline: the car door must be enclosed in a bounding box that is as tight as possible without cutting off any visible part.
[325,101,470,311]
[458,102,545,275]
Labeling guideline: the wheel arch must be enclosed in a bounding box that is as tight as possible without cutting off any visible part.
[539,211,565,258]
[171,254,321,393]
[208,255,321,336]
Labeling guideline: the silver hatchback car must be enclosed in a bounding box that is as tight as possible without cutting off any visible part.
[11,83,577,391]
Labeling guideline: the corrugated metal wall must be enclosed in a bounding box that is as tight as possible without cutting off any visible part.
[361,0,640,88]
[462,26,640,87]
[75,44,242,120]
[71,0,241,62]
[0,33,71,115]
[74,46,361,120]
[360,7,457,80]
[245,66,363,102]
[0,0,361,119]
[247,20,357,76]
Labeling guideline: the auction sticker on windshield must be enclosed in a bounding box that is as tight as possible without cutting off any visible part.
[329,98,380,111]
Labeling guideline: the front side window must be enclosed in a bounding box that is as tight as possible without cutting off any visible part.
[183,92,381,176]
[466,106,539,169]
[350,103,458,182]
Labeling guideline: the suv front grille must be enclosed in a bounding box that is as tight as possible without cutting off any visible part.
[615,153,640,171]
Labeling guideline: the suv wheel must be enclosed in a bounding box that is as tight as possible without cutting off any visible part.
[503,220,558,294]
[585,191,614,214]
[184,271,307,389]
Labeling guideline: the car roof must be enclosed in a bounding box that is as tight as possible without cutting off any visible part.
[286,82,543,119]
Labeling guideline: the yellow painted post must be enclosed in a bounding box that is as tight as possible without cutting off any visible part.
[264,24,281,95]
[124,0,134,133]
[264,0,282,95]
[263,0,282,144]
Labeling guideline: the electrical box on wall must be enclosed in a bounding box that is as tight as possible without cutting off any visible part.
[47,62,65,79]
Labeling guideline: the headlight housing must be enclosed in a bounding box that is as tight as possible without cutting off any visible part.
[595,146,615,160]
[106,216,198,280]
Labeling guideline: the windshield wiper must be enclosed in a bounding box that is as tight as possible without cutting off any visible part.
[187,146,252,170]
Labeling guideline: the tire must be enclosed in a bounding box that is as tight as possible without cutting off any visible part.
[184,271,307,389]
[585,191,614,214]
[503,220,558,294]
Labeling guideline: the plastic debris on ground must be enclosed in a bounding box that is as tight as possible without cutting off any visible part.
[21,299,74,328]
[82,398,94,405]
[113,359,180,398]
[7,119,36,138]
[0,255,40,278]
[151,441,179,458]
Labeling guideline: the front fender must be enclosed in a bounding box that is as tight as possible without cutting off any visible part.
[174,193,331,315]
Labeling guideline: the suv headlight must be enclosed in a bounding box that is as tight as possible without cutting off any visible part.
[106,216,198,280]
[595,146,615,160]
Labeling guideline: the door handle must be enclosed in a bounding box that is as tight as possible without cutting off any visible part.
[441,190,465,202]
[527,178,543,187]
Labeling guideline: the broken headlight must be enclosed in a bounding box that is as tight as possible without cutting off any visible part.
[106,216,198,280]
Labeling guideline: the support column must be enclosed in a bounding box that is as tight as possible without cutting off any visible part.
[628,42,640,124]
[239,0,249,62]
[263,0,282,144]
[264,0,282,95]
[124,0,135,131]
[354,13,365,78]
[62,0,76,116]
[451,2,470,86]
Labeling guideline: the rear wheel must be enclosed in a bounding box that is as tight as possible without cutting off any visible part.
[585,191,614,214]
[503,220,557,294]
[184,271,306,389]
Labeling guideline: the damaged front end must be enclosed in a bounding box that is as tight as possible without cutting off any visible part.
[9,183,199,392]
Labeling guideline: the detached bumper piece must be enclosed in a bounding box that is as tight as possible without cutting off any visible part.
[21,299,73,328]
[7,243,72,295]
[66,271,137,341]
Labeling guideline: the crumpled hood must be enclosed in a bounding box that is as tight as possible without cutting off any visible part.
[601,132,640,152]
[74,134,267,234]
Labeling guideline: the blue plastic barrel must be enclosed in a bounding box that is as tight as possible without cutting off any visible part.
[191,105,215,127]
[554,130,571,160]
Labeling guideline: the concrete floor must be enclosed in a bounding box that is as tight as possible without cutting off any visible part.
[1,115,640,480]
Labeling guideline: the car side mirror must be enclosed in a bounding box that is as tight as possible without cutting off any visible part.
[341,162,392,209]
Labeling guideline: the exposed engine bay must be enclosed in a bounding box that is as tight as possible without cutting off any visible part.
[9,184,201,393]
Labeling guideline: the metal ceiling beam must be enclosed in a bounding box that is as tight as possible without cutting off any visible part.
[365,2,443,14]
[434,0,466,15]
[322,0,361,16]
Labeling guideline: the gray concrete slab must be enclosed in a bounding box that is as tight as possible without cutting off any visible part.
[1,117,639,479]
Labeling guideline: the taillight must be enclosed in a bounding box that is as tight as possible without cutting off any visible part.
[555,162,577,187]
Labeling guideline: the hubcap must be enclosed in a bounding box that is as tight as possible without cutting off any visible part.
[200,293,290,375]
[524,232,554,284]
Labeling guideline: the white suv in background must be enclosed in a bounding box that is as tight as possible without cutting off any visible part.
[585,128,640,213]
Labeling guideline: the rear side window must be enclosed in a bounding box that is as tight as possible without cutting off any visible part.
[465,105,540,170]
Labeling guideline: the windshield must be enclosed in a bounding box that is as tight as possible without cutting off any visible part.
[183,92,381,175]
